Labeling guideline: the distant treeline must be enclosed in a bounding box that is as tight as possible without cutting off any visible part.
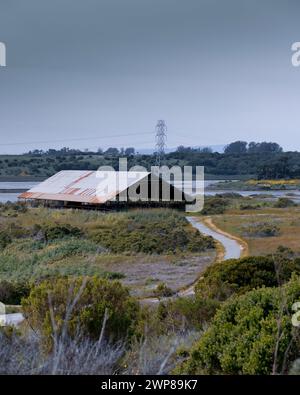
[1,141,299,179]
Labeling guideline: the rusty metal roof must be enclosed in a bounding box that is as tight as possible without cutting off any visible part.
[19,170,150,204]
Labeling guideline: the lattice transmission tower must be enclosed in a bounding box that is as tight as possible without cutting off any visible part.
[154,120,167,166]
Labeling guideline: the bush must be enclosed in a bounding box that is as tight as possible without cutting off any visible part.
[201,197,229,215]
[274,197,296,208]
[239,203,260,210]
[243,222,280,237]
[156,297,220,332]
[195,255,300,302]
[22,277,140,347]
[43,224,83,241]
[177,276,300,375]
[0,280,30,305]
[154,282,174,298]
[0,232,12,249]
[89,210,214,254]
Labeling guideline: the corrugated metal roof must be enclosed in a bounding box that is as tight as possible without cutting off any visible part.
[19,170,150,204]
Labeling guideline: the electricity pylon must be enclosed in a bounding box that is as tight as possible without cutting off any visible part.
[154,120,167,166]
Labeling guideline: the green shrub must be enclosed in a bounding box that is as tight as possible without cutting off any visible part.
[40,224,83,241]
[239,203,260,210]
[157,297,220,332]
[274,197,296,208]
[39,239,103,264]
[89,210,214,254]
[195,255,300,302]
[243,222,280,237]
[201,197,229,215]
[0,232,12,249]
[0,280,30,305]
[154,282,174,298]
[22,276,140,347]
[177,276,300,375]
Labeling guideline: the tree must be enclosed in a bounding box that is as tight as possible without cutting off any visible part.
[176,146,193,153]
[248,141,283,154]
[199,147,213,153]
[257,156,290,179]
[105,147,119,156]
[224,141,247,154]
[125,147,135,156]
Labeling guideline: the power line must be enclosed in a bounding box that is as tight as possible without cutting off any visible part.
[0,131,154,147]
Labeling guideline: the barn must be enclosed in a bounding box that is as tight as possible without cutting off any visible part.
[19,170,190,209]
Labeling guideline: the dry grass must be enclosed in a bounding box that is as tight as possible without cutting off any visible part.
[213,207,300,255]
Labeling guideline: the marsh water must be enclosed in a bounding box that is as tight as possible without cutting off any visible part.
[1,180,300,203]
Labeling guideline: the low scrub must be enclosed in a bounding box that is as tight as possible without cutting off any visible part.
[243,222,280,237]
[177,276,300,374]
[33,224,83,241]
[88,210,215,254]
[195,255,300,302]
[22,276,140,349]
[0,280,30,305]
[274,197,297,208]
[201,197,229,215]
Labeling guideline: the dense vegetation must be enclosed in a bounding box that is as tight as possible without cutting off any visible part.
[88,210,214,254]
[0,205,214,285]
[1,196,300,375]
[177,276,300,374]
[22,276,140,348]
[195,255,300,302]
[1,140,300,179]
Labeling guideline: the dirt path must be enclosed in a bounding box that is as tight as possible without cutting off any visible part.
[141,216,248,304]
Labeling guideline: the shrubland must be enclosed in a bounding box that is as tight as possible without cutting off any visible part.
[176,276,300,374]
[0,206,214,285]
[1,201,300,375]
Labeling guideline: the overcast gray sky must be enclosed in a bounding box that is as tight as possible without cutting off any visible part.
[0,0,300,153]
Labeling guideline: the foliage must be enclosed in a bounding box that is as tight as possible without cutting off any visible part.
[201,197,229,215]
[88,210,215,254]
[274,197,297,208]
[1,140,299,180]
[177,276,300,375]
[39,224,83,241]
[239,203,261,210]
[195,255,300,302]
[123,331,199,375]
[154,282,174,298]
[0,280,30,305]
[0,231,12,249]
[243,222,280,238]
[224,141,248,154]
[156,297,220,332]
[22,276,140,347]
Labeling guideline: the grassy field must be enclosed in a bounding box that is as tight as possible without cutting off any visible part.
[212,205,300,255]
[0,205,215,297]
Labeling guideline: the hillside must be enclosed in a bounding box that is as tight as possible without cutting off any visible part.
[1,149,300,180]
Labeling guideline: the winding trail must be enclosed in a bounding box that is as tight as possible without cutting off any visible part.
[186,216,247,260]
[142,216,247,303]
